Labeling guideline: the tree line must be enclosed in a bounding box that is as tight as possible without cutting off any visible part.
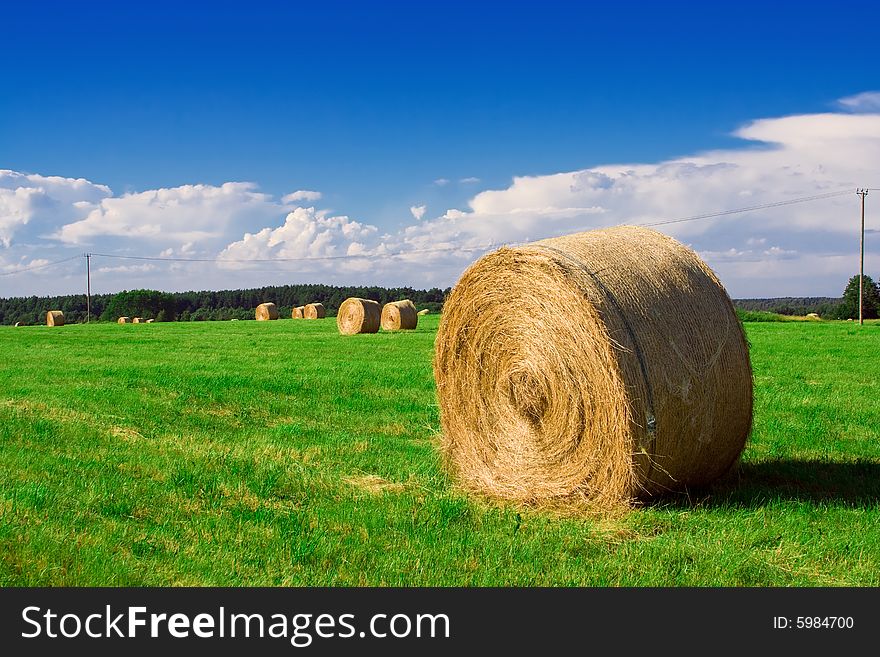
[734,275,880,320]
[0,284,449,325]
[2,274,877,325]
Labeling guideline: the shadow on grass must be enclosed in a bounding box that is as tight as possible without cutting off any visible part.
[650,459,880,509]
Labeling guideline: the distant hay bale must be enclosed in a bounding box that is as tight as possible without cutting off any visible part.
[118,317,131,324]
[806,313,820,319]
[304,303,326,319]
[231,319,239,322]
[46,310,64,327]
[292,306,305,319]
[145,319,155,323]
[132,317,144,324]
[434,225,753,511]
[337,297,381,335]
[255,302,279,321]
[14,322,22,327]
[417,309,430,316]
[381,299,418,331]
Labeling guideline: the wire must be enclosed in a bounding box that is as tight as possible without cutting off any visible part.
[89,243,499,264]
[1,187,863,276]
[637,189,854,228]
[0,255,82,277]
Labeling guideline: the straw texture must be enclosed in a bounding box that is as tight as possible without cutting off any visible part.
[381,299,418,331]
[304,303,326,319]
[292,306,305,319]
[255,303,279,321]
[337,298,381,335]
[434,225,752,510]
[46,311,64,327]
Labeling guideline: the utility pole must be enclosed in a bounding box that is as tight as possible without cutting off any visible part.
[85,253,91,324]
[857,189,868,325]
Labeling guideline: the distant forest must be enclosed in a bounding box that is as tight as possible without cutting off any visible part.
[0,284,449,325]
[1,285,870,325]
[733,297,841,316]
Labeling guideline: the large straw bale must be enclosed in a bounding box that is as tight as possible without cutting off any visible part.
[434,225,753,510]
[381,299,418,330]
[292,306,305,319]
[46,311,64,327]
[255,302,279,321]
[304,303,326,319]
[337,298,381,335]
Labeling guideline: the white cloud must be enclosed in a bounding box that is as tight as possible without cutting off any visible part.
[55,182,282,251]
[0,170,110,247]
[409,204,426,221]
[282,190,322,203]
[433,178,450,186]
[459,177,480,184]
[838,91,880,113]
[217,206,379,273]
[399,106,880,296]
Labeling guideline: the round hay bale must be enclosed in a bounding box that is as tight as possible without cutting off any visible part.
[417,309,430,316]
[337,298,381,335]
[46,310,64,327]
[292,306,305,319]
[14,322,22,327]
[434,225,753,510]
[145,319,155,323]
[255,302,279,321]
[806,312,820,319]
[132,317,144,324]
[118,316,132,324]
[304,303,326,319]
[381,299,418,331]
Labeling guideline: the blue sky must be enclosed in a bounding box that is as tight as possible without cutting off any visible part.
[2,1,880,297]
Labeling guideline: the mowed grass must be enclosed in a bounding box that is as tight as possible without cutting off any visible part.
[1,317,878,586]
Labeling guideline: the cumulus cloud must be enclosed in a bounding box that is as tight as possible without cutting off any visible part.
[409,204,426,221]
[0,170,110,247]
[218,206,379,273]
[399,107,880,296]
[283,190,322,203]
[55,182,282,251]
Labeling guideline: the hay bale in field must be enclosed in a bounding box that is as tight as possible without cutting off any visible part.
[14,322,22,327]
[337,297,381,335]
[231,319,239,322]
[806,313,820,319]
[417,309,430,316]
[145,319,155,323]
[117,317,131,324]
[255,302,279,321]
[381,299,418,331]
[292,306,305,319]
[304,302,326,319]
[46,310,64,327]
[434,225,753,511]
[132,317,144,324]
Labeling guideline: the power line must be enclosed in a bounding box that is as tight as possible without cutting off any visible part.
[89,243,500,264]
[637,189,854,228]
[0,187,862,277]
[0,255,81,277]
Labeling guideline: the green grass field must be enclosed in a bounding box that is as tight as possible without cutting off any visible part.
[1,317,878,586]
